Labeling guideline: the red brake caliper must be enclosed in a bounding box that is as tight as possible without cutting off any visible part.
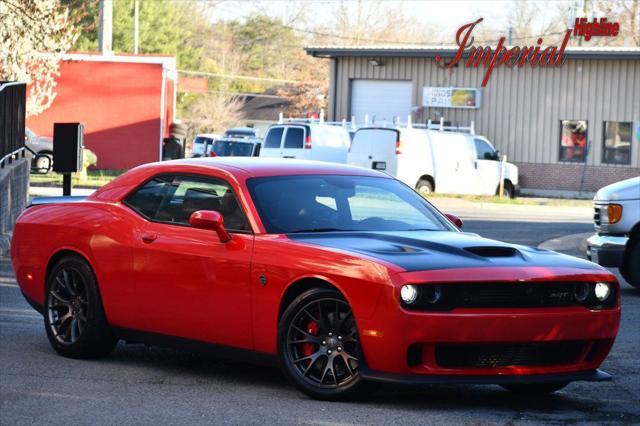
[302,320,319,357]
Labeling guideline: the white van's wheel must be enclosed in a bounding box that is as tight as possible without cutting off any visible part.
[499,181,515,199]
[416,179,434,196]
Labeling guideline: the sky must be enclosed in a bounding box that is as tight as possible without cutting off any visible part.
[210,0,574,37]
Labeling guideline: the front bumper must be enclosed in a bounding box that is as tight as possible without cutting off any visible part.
[586,234,627,267]
[360,367,611,385]
[358,269,620,379]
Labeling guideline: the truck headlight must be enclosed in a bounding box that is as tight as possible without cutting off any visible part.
[594,282,611,301]
[400,285,419,304]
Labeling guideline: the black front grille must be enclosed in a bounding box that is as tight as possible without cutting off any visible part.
[594,206,601,226]
[435,341,585,368]
[402,281,617,311]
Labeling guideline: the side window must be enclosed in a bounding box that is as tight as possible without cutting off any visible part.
[126,175,250,232]
[602,121,632,165]
[559,120,588,162]
[284,127,304,149]
[125,175,174,218]
[474,138,496,160]
[264,127,284,148]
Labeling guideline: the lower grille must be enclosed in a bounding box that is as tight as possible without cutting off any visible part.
[435,341,585,368]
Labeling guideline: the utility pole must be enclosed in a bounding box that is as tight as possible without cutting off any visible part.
[98,0,113,54]
[133,0,139,54]
[507,27,512,45]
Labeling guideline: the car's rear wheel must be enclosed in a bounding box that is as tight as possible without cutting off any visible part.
[44,255,117,358]
[36,152,53,173]
[416,179,434,196]
[278,288,365,400]
[501,381,568,395]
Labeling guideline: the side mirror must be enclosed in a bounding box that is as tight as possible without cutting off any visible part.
[189,210,231,242]
[444,213,463,229]
[483,152,494,160]
[494,150,501,160]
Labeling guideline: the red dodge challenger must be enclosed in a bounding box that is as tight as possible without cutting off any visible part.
[11,158,620,400]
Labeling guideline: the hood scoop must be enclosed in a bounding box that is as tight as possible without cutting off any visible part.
[465,246,520,258]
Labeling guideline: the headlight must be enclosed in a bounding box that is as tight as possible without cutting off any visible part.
[400,285,419,304]
[574,282,590,302]
[424,285,442,304]
[601,204,623,224]
[594,282,611,301]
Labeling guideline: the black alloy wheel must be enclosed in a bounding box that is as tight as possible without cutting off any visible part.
[44,255,117,358]
[48,267,88,345]
[278,288,365,400]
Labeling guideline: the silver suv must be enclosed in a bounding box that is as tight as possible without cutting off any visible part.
[587,177,640,288]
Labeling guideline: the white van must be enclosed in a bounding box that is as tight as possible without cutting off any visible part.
[260,123,350,163]
[191,133,220,157]
[348,127,519,197]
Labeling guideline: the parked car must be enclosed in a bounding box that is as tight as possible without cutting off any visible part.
[190,134,219,158]
[205,137,261,157]
[260,122,350,163]
[223,127,259,139]
[25,127,53,172]
[348,127,519,197]
[12,158,619,400]
[587,177,640,288]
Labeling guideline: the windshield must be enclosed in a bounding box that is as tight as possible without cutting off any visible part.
[225,130,254,138]
[247,175,452,233]
[193,136,212,145]
[212,141,255,157]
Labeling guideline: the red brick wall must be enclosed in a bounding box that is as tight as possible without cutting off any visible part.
[515,162,640,192]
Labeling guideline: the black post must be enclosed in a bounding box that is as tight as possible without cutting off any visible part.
[63,173,72,196]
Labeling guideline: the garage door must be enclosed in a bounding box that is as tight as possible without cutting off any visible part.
[351,80,413,125]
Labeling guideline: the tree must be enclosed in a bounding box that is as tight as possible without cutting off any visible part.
[67,0,209,69]
[184,92,246,146]
[0,0,77,116]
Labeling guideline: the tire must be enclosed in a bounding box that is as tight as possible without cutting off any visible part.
[501,382,568,395]
[35,153,52,173]
[622,240,640,289]
[278,288,365,400]
[44,255,117,359]
[498,181,515,199]
[416,179,434,196]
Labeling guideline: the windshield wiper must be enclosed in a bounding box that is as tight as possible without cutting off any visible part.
[405,228,439,231]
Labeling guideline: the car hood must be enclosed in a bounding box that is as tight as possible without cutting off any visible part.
[594,177,640,202]
[289,231,601,272]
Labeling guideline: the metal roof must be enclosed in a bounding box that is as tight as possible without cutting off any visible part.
[305,45,640,60]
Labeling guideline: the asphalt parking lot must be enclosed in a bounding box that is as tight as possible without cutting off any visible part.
[1,204,638,425]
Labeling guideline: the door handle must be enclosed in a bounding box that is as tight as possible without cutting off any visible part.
[141,232,157,243]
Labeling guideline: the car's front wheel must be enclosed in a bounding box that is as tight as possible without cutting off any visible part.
[44,254,117,358]
[501,381,568,395]
[278,288,365,400]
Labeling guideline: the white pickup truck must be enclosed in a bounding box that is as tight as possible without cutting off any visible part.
[587,177,640,288]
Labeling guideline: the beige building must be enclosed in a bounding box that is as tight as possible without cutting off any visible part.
[306,46,640,194]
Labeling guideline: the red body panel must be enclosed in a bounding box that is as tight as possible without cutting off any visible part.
[26,56,175,170]
[11,158,620,379]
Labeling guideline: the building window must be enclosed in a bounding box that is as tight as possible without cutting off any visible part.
[602,122,632,165]
[559,120,588,162]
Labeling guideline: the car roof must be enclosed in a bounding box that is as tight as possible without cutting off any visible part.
[161,157,386,178]
[90,158,389,203]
